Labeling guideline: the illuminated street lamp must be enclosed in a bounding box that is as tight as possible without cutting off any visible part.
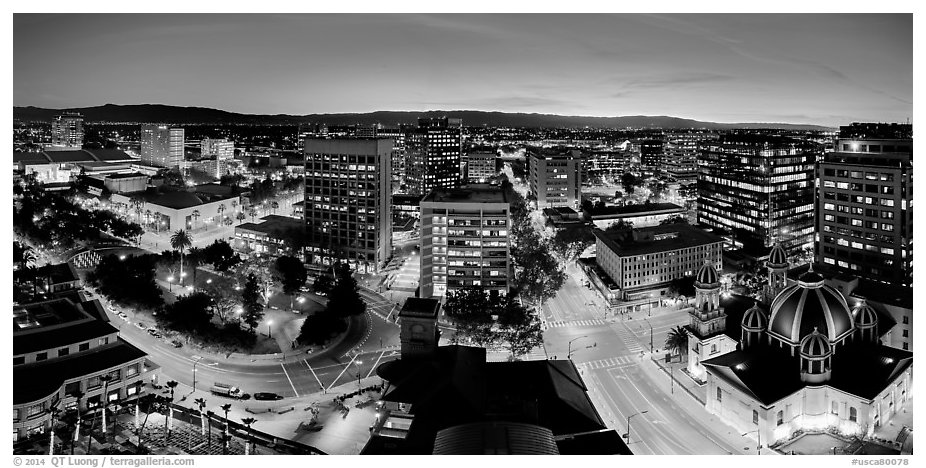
[167,276,174,292]
[267,320,273,338]
[355,359,363,390]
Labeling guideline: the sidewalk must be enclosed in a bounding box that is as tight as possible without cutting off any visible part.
[636,351,777,455]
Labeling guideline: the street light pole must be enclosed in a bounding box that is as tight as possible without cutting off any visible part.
[742,429,762,455]
[649,321,654,353]
[192,356,205,393]
[267,320,273,339]
[355,359,363,390]
[568,335,589,360]
[625,410,648,444]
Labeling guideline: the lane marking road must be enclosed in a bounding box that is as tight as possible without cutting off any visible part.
[327,354,359,391]
[303,359,325,391]
[366,349,387,378]
[279,363,300,397]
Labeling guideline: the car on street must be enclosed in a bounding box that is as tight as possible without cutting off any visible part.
[170,340,183,348]
[135,322,147,330]
[253,392,283,401]
[117,312,129,320]
[147,328,162,338]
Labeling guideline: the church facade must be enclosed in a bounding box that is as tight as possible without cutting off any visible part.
[687,244,913,447]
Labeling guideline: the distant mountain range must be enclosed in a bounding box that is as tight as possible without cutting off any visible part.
[13,104,835,131]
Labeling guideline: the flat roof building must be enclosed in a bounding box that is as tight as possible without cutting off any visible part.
[140,124,184,169]
[592,224,723,312]
[528,150,582,210]
[405,117,463,195]
[304,138,393,273]
[419,184,511,299]
[13,297,155,446]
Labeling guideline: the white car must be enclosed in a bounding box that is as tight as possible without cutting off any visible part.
[118,312,129,320]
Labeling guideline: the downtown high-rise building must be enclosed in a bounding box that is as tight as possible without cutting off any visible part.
[303,138,392,273]
[49,113,84,150]
[640,139,664,175]
[140,124,185,169]
[528,149,582,210]
[815,123,913,286]
[201,137,234,178]
[665,133,716,182]
[698,134,818,255]
[419,184,511,299]
[464,152,498,183]
[405,117,463,195]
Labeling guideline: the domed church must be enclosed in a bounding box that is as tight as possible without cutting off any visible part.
[686,244,912,446]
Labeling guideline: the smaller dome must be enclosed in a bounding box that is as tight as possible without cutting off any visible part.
[768,243,788,268]
[799,328,832,358]
[695,259,719,287]
[741,302,767,331]
[852,299,879,330]
[796,266,825,288]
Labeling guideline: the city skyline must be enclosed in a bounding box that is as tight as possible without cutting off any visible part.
[14,13,912,127]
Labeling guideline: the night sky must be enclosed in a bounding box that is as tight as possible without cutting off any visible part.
[13,14,912,126]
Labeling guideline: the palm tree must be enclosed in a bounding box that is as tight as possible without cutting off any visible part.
[248,208,257,223]
[220,404,232,455]
[170,230,193,286]
[165,380,178,441]
[47,404,61,455]
[241,417,257,455]
[231,199,239,212]
[191,210,201,230]
[664,326,689,362]
[217,204,226,223]
[194,398,207,437]
[270,201,279,214]
[99,374,113,442]
[70,390,84,455]
[144,209,152,228]
[223,217,233,227]
[135,394,165,454]
[236,212,246,225]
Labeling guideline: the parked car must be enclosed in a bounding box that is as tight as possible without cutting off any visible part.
[135,322,147,330]
[147,328,162,338]
[253,392,283,401]
[170,340,183,348]
[117,312,129,320]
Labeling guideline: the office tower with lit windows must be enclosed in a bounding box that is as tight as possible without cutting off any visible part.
[815,123,912,286]
[375,126,408,188]
[303,138,392,273]
[405,117,463,195]
[698,134,818,255]
[464,152,498,183]
[201,137,234,178]
[528,150,582,209]
[419,185,511,299]
[640,139,665,175]
[49,113,84,150]
[666,133,716,182]
[140,124,185,169]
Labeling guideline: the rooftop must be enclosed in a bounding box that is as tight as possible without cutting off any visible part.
[106,172,147,180]
[14,340,148,404]
[392,194,425,205]
[14,299,116,355]
[585,202,684,218]
[421,184,508,204]
[236,215,303,236]
[146,191,205,210]
[35,262,80,285]
[594,224,723,256]
[398,298,441,319]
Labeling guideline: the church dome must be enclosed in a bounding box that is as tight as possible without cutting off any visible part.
[799,328,832,359]
[852,299,878,330]
[768,269,854,347]
[767,243,788,268]
[695,259,719,287]
[741,302,767,331]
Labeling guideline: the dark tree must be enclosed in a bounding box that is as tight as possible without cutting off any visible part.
[160,292,213,333]
[621,172,637,194]
[496,297,544,358]
[273,255,307,308]
[325,265,366,318]
[240,274,264,332]
[444,287,497,347]
[87,254,164,309]
[551,225,595,266]
[200,240,241,271]
[296,310,348,346]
